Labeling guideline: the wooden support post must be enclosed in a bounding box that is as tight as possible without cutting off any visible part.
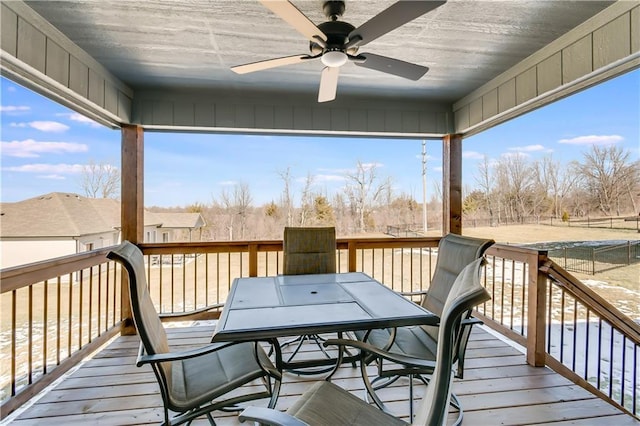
[443,134,462,235]
[120,124,144,335]
[527,250,548,367]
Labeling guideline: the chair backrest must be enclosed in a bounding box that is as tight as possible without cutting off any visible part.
[283,226,336,275]
[412,257,491,426]
[420,234,494,317]
[107,241,172,376]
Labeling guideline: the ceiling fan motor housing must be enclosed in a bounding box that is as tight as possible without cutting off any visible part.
[310,21,358,57]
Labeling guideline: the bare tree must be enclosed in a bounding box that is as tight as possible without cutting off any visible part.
[535,155,578,218]
[80,160,120,198]
[574,145,640,216]
[219,182,253,240]
[299,173,315,226]
[474,155,496,224]
[494,153,535,221]
[277,167,294,226]
[344,161,391,233]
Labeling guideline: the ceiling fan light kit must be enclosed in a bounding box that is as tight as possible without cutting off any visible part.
[231,0,446,102]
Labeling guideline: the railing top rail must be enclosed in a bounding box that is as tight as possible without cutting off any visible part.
[1,246,114,294]
[487,243,547,263]
[540,259,640,345]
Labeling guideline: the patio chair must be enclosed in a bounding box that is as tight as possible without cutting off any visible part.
[283,226,336,275]
[238,257,491,426]
[107,241,282,426]
[352,233,494,422]
[280,227,342,372]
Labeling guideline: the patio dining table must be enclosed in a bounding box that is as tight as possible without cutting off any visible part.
[211,272,438,373]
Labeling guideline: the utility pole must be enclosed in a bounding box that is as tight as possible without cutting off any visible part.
[422,140,428,234]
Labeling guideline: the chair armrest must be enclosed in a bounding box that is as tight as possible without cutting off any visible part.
[239,406,308,426]
[158,302,224,320]
[324,338,436,370]
[462,317,483,326]
[136,340,242,366]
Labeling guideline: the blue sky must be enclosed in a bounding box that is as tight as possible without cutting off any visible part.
[1,70,638,208]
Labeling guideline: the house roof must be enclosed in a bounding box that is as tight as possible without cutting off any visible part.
[150,212,206,229]
[0,192,206,238]
[0,192,120,238]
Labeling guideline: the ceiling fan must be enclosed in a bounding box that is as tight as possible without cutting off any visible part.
[231,0,446,102]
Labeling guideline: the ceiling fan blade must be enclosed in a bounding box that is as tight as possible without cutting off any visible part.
[347,0,446,48]
[318,66,339,102]
[259,0,327,43]
[354,53,429,80]
[231,54,311,74]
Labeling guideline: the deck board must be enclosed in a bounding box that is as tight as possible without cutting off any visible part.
[7,324,639,425]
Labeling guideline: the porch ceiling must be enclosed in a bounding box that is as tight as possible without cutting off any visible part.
[3,1,638,135]
[23,0,612,100]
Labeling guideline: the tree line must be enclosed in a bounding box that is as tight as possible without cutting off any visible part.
[81,145,639,241]
[465,145,639,224]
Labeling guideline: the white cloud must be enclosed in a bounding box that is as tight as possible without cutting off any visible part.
[1,139,88,158]
[219,180,237,186]
[58,112,102,128]
[508,144,553,153]
[3,163,85,174]
[29,121,70,132]
[502,151,530,159]
[0,105,30,112]
[315,174,346,182]
[558,135,623,145]
[10,121,70,132]
[462,151,484,159]
[361,162,383,170]
[38,174,67,180]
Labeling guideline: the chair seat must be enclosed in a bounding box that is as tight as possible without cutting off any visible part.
[287,381,407,426]
[354,326,438,363]
[169,342,272,411]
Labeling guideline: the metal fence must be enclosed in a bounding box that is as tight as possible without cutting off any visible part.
[548,241,640,275]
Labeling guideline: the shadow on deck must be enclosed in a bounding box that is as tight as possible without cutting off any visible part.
[5,324,639,425]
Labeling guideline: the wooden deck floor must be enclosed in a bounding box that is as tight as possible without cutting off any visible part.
[6,323,639,425]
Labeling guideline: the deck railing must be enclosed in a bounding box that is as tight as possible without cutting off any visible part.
[0,249,123,417]
[476,245,639,419]
[1,237,638,420]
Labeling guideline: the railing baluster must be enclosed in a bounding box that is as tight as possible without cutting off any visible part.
[79,269,84,349]
[621,335,627,408]
[28,285,33,385]
[194,253,198,309]
[572,298,578,371]
[43,280,48,374]
[68,272,72,357]
[97,265,102,334]
[88,268,93,343]
[560,288,566,364]
[585,309,590,379]
[547,280,553,353]
[597,318,602,390]
[11,289,16,397]
[171,254,175,313]
[609,325,614,398]
[56,276,61,366]
[510,259,515,330]
[205,253,210,305]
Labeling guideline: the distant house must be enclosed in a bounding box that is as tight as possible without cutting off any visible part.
[0,192,206,269]
[145,212,206,243]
